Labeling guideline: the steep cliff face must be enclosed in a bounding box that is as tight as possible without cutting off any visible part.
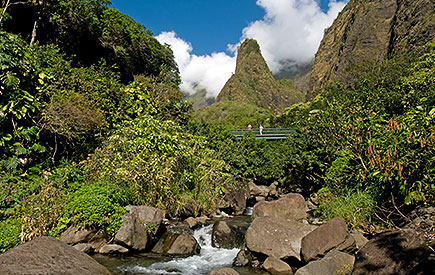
[308,0,435,100]
[217,39,305,113]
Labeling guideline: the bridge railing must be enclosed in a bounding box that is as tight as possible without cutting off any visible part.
[229,128,295,138]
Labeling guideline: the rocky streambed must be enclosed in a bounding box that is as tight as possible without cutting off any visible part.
[0,182,433,275]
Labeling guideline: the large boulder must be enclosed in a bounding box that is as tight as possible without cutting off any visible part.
[252,193,307,221]
[263,256,293,275]
[152,232,200,257]
[295,250,355,275]
[218,183,249,215]
[60,225,106,250]
[246,216,316,261]
[352,229,433,275]
[212,220,247,249]
[114,213,148,251]
[0,236,110,275]
[125,205,163,234]
[301,217,349,262]
[60,225,95,244]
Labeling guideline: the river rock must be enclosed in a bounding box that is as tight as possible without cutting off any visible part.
[233,249,251,267]
[126,205,163,235]
[252,193,307,221]
[0,236,110,275]
[350,231,368,251]
[219,183,249,215]
[184,216,209,229]
[263,256,293,275]
[98,244,129,254]
[246,216,315,261]
[152,232,200,256]
[60,225,95,244]
[208,267,240,275]
[403,206,435,246]
[212,220,246,249]
[73,243,93,254]
[295,250,355,275]
[180,200,201,218]
[249,182,269,197]
[352,229,432,275]
[212,221,232,248]
[114,213,148,251]
[60,225,107,251]
[301,217,349,262]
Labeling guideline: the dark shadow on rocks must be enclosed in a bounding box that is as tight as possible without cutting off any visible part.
[352,229,434,275]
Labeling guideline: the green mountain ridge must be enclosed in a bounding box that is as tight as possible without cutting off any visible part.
[216,39,305,113]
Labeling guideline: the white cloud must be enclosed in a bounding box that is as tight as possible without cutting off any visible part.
[156,31,235,99]
[238,0,348,72]
[156,0,348,98]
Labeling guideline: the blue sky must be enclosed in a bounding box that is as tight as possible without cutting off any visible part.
[110,0,348,98]
[111,0,337,55]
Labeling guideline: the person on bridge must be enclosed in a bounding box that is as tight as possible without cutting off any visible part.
[259,124,264,135]
[247,124,252,130]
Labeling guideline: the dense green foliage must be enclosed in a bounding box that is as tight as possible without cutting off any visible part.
[270,44,435,227]
[192,100,273,129]
[85,116,235,216]
[0,0,433,254]
[2,0,180,84]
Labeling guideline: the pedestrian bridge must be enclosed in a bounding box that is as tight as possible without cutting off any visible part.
[229,128,294,140]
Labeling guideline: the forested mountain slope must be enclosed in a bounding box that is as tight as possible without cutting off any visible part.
[307,0,435,99]
[216,39,305,113]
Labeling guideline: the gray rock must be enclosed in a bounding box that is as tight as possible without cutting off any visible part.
[0,236,110,275]
[212,220,245,249]
[352,229,432,275]
[336,234,357,253]
[403,206,435,246]
[60,225,97,244]
[301,217,349,262]
[295,250,355,275]
[73,243,94,254]
[246,216,316,261]
[249,182,269,197]
[233,249,250,267]
[184,216,209,229]
[126,205,163,234]
[152,232,200,256]
[114,213,148,250]
[98,244,129,254]
[184,217,198,228]
[252,193,307,221]
[60,225,107,251]
[350,231,368,251]
[212,221,232,248]
[219,183,249,215]
[208,267,240,275]
[263,256,293,275]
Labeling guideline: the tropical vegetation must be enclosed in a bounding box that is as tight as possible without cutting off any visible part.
[0,0,433,253]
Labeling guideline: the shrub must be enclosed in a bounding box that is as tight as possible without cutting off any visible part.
[315,187,376,231]
[0,218,21,253]
[60,182,128,236]
[85,115,235,216]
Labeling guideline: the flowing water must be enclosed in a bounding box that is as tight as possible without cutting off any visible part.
[95,222,266,275]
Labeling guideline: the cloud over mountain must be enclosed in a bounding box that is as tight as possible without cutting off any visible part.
[156,0,348,98]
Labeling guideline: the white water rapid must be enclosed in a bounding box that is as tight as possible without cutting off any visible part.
[120,224,240,275]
